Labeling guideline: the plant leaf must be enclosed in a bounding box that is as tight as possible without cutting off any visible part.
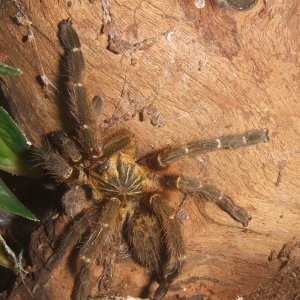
[0,244,15,270]
[0,236,15,271]
[0,234,27,274]
[0,63,23,76]
[0,178,39,221]
[0,107,35,176]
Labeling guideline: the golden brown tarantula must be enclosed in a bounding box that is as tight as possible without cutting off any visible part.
[33,20,269,300]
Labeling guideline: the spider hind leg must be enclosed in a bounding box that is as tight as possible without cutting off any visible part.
[33,206,103,297]
[147,194,186,300]
[73,198,123,300]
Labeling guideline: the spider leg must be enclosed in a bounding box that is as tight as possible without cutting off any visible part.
[33,144,74,182]
[33,206,102,295]
[34,143,91,185]
[49,130,82,163]
[147,194,186,300]
[144,129,269,169]
[163,175,251,226]
[102,130,133,158]
[73,198,123,300]
[60,20,102,159]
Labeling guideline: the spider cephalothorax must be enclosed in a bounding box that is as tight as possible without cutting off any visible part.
[33,20,269,300]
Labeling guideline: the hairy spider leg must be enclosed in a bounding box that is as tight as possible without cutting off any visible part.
[49,130,82,163]
[73,198,123,300]
[163,175,251,226]
[102,130,133,158]
[60,20,102,159]
[145,129,269,169]
[33,143,74,181]
[35,141,92,184]
[33,206,103,295]
[147,194,186,300]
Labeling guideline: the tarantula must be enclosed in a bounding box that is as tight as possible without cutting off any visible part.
[32,20,269,300]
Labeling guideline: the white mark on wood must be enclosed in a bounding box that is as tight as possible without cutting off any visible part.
[39,74,58,92]
[164,30,175,42]
[195,0,206,9]
[102,0,112,23]
[176,176,181,189]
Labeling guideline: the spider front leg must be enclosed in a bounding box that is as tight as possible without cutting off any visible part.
[73,198,123,300]
[35,141,91,187]
[60,21,133,160]
[60,20,102,159]
[102,130,133,157]
[35,144,75,182]
[163,175,251,226]
[49,131,82,163]
[147,194,186,300]
[144,129,269,168]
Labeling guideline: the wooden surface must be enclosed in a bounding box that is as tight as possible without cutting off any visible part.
[0,0,300,299]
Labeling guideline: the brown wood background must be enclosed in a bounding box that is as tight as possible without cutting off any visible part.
[0,0,299,299]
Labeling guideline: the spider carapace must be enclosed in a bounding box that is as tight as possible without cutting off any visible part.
[92,150,149,200]
[33,20,269,300]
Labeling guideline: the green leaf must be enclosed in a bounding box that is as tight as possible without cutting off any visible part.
[0,63,23,76]
[0,107,35,176]
[0,241,15,270]
[0,178,39,221]
[0,234,27,274]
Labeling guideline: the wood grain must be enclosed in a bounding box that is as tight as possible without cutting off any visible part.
[0,0,299,299]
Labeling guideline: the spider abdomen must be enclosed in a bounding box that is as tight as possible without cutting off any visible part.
[126,209,161,272]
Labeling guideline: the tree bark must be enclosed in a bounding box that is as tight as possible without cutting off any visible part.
[0,0,299,299]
